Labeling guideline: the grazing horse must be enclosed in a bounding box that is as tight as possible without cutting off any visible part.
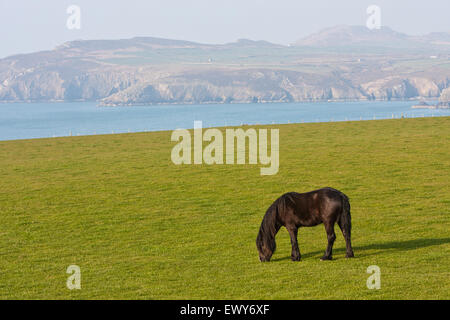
[256,187,354,261]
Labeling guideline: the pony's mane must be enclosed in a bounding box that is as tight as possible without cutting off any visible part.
[256,200,279,253]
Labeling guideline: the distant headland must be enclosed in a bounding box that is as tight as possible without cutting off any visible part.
[1,25,449,106]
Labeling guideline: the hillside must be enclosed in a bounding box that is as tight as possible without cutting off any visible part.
[0,26,449,106]
[294,25,450,48]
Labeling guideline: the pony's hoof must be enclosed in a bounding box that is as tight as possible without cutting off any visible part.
[291,256,301,262]
[346,253,355,258]
[320,256,332,261]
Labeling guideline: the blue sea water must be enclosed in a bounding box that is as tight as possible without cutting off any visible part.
[0,100,449,141]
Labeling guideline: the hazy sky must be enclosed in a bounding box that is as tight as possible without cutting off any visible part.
[0,0,449,58]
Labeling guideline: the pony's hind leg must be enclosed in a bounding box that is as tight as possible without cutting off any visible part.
[338,220,354,258]
[287,226,301,261]
[320,222,336,261]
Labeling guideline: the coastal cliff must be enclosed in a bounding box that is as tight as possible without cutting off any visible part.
[1,26,449,106]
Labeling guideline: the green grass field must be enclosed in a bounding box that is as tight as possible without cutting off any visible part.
[0,117,449,299]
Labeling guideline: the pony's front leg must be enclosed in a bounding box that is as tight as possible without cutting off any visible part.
[287,227,301,261]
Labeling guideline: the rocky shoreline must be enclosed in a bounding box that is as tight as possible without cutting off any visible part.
[411,101,450,109]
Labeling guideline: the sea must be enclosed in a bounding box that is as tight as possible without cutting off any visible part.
[0,100,449,141]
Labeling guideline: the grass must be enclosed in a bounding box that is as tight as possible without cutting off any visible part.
[0,117,449,299]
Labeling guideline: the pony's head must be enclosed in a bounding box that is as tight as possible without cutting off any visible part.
[256,205,279,262]
[256,230,276,262]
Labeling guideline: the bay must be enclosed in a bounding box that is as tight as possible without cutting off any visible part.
[0,100,448,141]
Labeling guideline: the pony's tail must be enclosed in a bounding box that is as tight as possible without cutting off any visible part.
[339,192,351,237]
[338,191,354,257]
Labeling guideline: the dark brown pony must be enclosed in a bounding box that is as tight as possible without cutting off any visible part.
[256,187,354,261]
